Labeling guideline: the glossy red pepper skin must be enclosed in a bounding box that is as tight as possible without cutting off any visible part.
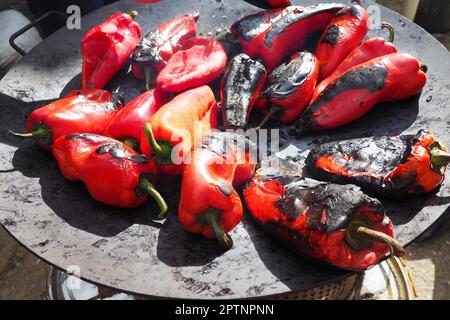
[220,54,267,129]
[140,86,218,175]
[312,36,398,102]
[230,6,296,61]
[257,51,319,123]
[11,89,123,150]
[244,174,399,270]
[315,5,370,80]
[235,3,345,70]
[82,13,141,89]
[306,130,450,198]
[156,37,228,93]
[179,132,257,249]
[296,53,427,134]
[263,0,291,8]
[52,133,168,215]
[104,89,168,148]
[131,13,199,80]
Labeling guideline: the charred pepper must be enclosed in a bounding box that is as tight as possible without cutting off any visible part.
[233,3,345,70]
[244,171,404,270]
[306,130,450,198]
[256,51,319,125]
[296,53,427,134]
[52,133,168,217]
[312,23,397,101]
[179,132,257,249]
[131,13,199,88]
[104,89,168,151]
[156,37,228,93]
[315,4,370,80]
[82,12,141,89]
[10,89,123,150]
[140,85,218,175]
[220,53,267,130]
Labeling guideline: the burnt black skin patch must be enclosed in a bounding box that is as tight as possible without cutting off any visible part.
[222,54,267,129]
[274,177,384,233]
[320,24,340,47]
[263,52,315,101]
[335,5,361,18]
[231,10,285,42]
[297,62,388,132]
[131,29,164,65]
[265,3,345,47]
[306,131,429,198]
[66,134,149,164]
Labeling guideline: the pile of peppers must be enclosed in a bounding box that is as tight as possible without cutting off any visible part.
[11,1,449,273]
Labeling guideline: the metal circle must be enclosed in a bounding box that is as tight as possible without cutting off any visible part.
[0,0,449,298]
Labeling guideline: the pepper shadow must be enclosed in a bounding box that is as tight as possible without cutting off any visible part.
[11,141,164,238]
[155,174,227,267]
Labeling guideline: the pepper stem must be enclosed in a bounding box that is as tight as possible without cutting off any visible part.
[420,64,428,73]
[429,143,450,174]
[143,123,163,153]
[8,122,51,145]
[139,177,169,219]
[199,208,233,250]
[355,226,405,257]
[381,22,395,43]
[255,105,281,131]
[144,67,153,91]
[121,137,140,152]
[129,11,138,19]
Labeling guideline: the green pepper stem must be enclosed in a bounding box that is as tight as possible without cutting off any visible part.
[430,148,450,167]
[144,67,153,91]
[200,208,233,250]
[255,105,281,131]
[121,137,140,153]
[143,123,163,154]
[129,11,138,19]
[139,177,169,219]
[355,226,405,257]
[420,64,428,73]
[381,22,395,43]
[9,127,48,140]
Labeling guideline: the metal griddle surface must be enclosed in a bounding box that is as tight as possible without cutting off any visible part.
[0,0,449,299]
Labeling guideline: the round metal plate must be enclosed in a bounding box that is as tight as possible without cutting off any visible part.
[0,0,449,299]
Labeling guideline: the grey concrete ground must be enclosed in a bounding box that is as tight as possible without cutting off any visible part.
[0,0,449,300]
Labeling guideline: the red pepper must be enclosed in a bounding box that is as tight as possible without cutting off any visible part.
[315,4,370,80]
[140,86,218,175]
[104,89,168,150]
[156,37,228,93]
[262,0,291,8]
[312,23,397,102]
[256,51,319,125]
[306,130,450,198]
[9,89,123,150]
[244,173,404,270]
[82,12,141,89]
[296,53,427,134]
[234,3,345,70]
[230,6,294,58]
[52,133,168,217]
[131,13,199,87]
[220,53,267,130]
[179,132,257,249]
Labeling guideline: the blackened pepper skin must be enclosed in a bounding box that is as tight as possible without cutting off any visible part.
[306,130,450,198]
[257,51,319,123]
[221,54,267,129]
[296,53,427,134]
[244,173,403,270]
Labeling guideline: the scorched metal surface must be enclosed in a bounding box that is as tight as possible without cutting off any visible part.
[0,0,449,299]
